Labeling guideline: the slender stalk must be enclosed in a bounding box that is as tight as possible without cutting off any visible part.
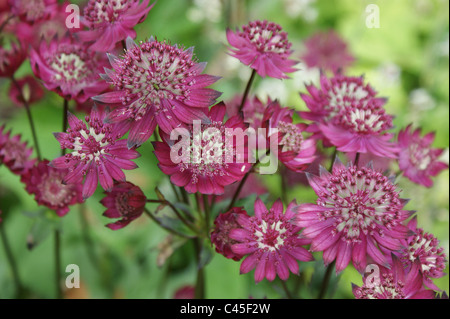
[318,260,335,299]
[62,99,69,155]
[78,204,99,267]
[180,187,189,205]
[202,194,211,239]
[0,222,24,297]
[280,166,288,204]
[54,229,62,299]
[11,76,42,160]
[0,14,14,34]
[147,199,199,234]
[170,183,181,202]
[238,69,257,115]
[144,208,194,239]
[194,238,205,299]
[280,280,293,299]
[354,152,361,167]
[329,148,337,171]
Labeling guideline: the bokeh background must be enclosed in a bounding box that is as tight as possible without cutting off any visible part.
[0,0,448,298]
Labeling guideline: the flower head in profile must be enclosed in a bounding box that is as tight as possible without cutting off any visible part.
[0,40,27,78]
[211,207,249,261]
[173,285,195,299]
[302,30,354,74]
[353,254,436,299]
[94,37,221,148]
[77,0,155,52]
[30,36,110,103]
[9,0,57,24]
[51,108,140,200]
[230,199,313,283]
[100,181,146,230]
[397,125,448,187]
[264,101,316,172]
[9,75,45,106]
[0,126,36,175]
[21,160,83,217]
[300,75,398,158]
[226,20,297,79]
[396,217,447,291]
[294,159,412,273]
[153,103,251,195]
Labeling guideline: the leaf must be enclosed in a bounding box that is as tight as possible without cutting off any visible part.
[197,238,214,270]
[155,187,166,201]
[26,210,62,250]
[155,235,188,268]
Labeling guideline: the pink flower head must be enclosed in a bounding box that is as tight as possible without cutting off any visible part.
[226,20,297,79]
[9,0,57,24]
[21,160,83,217]
[294,159,412,273]
[9,75,45,106]
[353,254,436,299]
[173,285,195,299]
[226,95,267,130]
[0,41,27,78]
[397,217,447,291]
[94,36,221,148]
[0,125,36,175]
[153,103,252,195]
[51,108,140,200]
[230,199,313,283]
[30,36,110,103]
[300,75,399,158]
[211,207,249,261]
[263,101,317,172]
[397,125,448,187]
[100,181,146,230]
[302,30,354,74]
[77,0,155,52]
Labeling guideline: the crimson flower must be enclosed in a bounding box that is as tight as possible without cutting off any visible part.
[21,160,83,217]
[226,20,297,79]
[9,0,57,24]
[94,36,221,148]
[77,0,155,52]
[0,41,27,78]
[30,36,110,103]
[0,125,36,175]
[51,108,140,199]
[153,103,251,194]
[211,207,249,261]
[294,159,412,273]
[230,199,313,283]
[100,181,146,230]
[9,75,45,106]
[352,254,437,299]
[397,124,448,187]
[300,75,398,158]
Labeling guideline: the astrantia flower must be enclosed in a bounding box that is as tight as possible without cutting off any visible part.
[301,30,354,74]
[226,20,297,79]
[263,101,316,172]
[94,37,221,148]
[21,160,83,217]
[226,95,266,130]
[9,0,57,24]
[294,159,412,273]
[77,0,155,52]
[211,207,249,261]
[300,75,398,158]
[30,36,110,103]
[230,199,313,282]
[9,75,45,106]
[397,124,448,187]
[353,254,436,299]
[100,181,146,230]
[0,41,27,78]
[173,285,195,299]
[51,108,140,199]
[153,103,252,194]
[397,217,447,290]
[0,125,36,175]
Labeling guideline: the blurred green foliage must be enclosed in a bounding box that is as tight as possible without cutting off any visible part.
[0,0,448,298]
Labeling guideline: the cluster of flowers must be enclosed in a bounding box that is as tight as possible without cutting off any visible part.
[0,0,448,298]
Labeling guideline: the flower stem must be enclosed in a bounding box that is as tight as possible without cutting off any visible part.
[280,280,293,299]
[202,194,211,239]
[54,229,62,299]
[0,14,14,34]
[143,208,194,239]
[0,222,24,297]
[354,152,361,167]
[62,99,69,155]
[238,69,257,115]
[318,260,335,299]
[78,204,99,268]
[194,238,205,299]
[11,76,42,160]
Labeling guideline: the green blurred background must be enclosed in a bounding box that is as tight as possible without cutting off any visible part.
[0,0,448,298]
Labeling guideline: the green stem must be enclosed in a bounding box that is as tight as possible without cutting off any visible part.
[194,238,205,299]
[146,200,199,235]
[54,229,62,299]
[354,152,361,167]
[144,208,194,239]
[78,204,99,268]
[280,280,293,299]
[318,260,335,299]
[0,222,24,297]
[202,195,211,239]
[11,76,42,160]
[238,69,256,115]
